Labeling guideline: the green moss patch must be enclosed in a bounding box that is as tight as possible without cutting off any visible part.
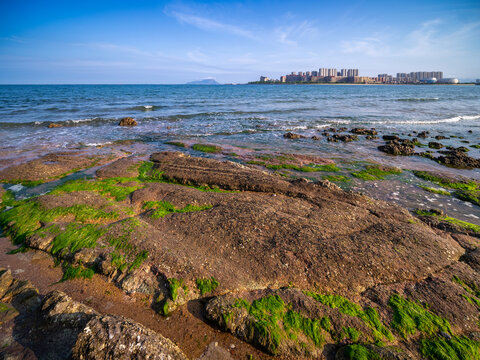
[415,210,480,233]
[231,295,331,354]
[305,291,393,343]
[388,293,451,339]
[340,344,381,360]
[419,186,451,196]
[192,143,222,153]
[420,336,480,360]
[413,171,480,206]
[351,165,402,181]
[167,278,188,301]
[322,174,351,182]
[52,178,143,201]
[165,141,186,148]
[196,277,219,295]
[143,200,212,218]
[61,263,95,281]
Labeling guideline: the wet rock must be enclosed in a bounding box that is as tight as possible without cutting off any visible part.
[196,342,234,360]
[435,149,480,169]
[335,344,413,360]
[0,152,109,183]
[378,139,415,156]
[463,248,480,272]
[435,135,448,140]
[311,136,321,141]
[0,269,40,312]
[418,131,429,138]
[118,117,137,126]
[48,123,63,128]
[428,142,444,149]
[382,135,399,141]
[283,132,305,139]
[96,156,142,179]
[351,128,377,136]
[366,135,378,140]
[329,134,358,142]
[468,130,473,133]
[72,314,189,360]
[338,127,348,132]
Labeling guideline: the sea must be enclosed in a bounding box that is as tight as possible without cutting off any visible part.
[1,84,480,222]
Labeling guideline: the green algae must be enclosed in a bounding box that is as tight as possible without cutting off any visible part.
[351,165,402,181]
[471,145,480,149]
[246,160,266,165]
[305,291,393,343]
[420,336,480,360]
[412,171,480,206]
[143,200,212,218]
[167,278,188,301]
[61,263,95,281]
[192,143,222,153]
[165,141,186,148]
[341,344,381,360]
[52,177,143,201]
[388,293,451,339]
[415,210,480,233]
[52,223,106,256]
[419,186,451,196]
[2,179,45,187]
[196,277,219,295]
[322,174,351,182]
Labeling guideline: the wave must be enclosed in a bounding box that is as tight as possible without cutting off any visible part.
[375,114,480,125]
[395,97,439,102]
[129,105,163,111]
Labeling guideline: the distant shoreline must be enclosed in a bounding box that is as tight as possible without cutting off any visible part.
[248,82,476,86]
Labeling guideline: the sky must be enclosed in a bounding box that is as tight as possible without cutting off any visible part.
[1,0,479,84]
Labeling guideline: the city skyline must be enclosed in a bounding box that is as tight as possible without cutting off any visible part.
[1,0,479,84]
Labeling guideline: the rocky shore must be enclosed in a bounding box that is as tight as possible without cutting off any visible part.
[0,148,479,359]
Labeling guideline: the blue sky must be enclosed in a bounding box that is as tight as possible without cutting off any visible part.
[1,0,479,83]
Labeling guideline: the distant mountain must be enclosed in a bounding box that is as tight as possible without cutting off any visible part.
[186,78,221,85]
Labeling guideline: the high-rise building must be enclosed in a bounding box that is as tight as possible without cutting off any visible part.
[341,69,347,76]
[328,68,337,76]
[312,71,318,76]
[319,68,327,77]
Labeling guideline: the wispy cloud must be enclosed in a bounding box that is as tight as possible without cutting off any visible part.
[167,11,258,40]
[0,35,26,43]
[274,20,318,45]
[340,37,390,57]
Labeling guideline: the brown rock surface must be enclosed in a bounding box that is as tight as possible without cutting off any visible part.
[0,152,108,183]
[118,117,138,126]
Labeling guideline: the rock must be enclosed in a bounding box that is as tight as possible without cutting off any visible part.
[463,248,480,272]
[336,344,413,360]
[418,131,429,138]
[0,152,109,184]
[457,146,470,153]
[311,136,321,140]
[330,134,358,142]
[366,135,378,140]
[283,132,305,139]
[382,135,399,141]
[428,142,444,149]
[378,140,415,156]
[351,128,377,136]
[196,342,234,360]
[48,123,63,128]
[435,150,480,169]
[72,314,189,360]
[118,117,137,126]
[435,135,448,140]
[468,130,473,133]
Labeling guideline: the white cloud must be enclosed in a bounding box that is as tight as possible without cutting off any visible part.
[168,11,258,40]
[274,20,319,45]
[340,37,389,57]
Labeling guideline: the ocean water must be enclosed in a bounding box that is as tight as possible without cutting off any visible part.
[1,84,479,152]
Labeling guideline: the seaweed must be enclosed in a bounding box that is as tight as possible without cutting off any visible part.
[196,277,219,295]
[351,165,402,181]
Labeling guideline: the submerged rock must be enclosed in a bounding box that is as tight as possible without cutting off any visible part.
[428,141,444,149]
[118,117,137,126]
[435,149,480,169]
[378,139,415,156]
[283,132,305,139]
[351,128,377,136]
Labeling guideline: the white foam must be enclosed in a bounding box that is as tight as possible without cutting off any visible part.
[70,118,94,123]
[8,184,24,192]
[143,105,153,109]
[375,114,480,125]
[85,142,112,146]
